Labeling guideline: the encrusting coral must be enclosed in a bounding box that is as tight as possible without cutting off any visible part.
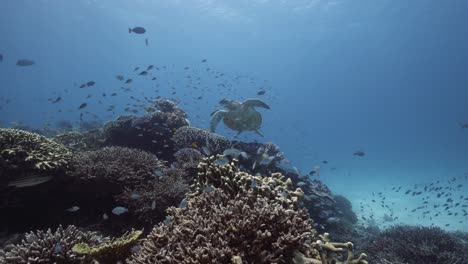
[0,225,109,264]
[0,128,72,188]
[72,229,142,264]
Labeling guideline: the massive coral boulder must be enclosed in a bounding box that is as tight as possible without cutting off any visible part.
[0,128,72,189]
[0,225,109,264]
[103,99,189,160]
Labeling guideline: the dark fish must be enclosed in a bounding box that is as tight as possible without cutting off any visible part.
[78,103,87,109]
[147,65,154,70]
[86,81,95,87]
[125,79,133,84]
[79,84,86,88]
[111,93,117,96]
[257,90,266,95]
[197,96,203,100]
[460,122,468,128]
[116,75,124,81]
[139,71,148,76]
[322,160,328,164]
[52,96,61,103]
[129,27,146,34]
[0,53,3,62]
[145,38,148,46]
[184,67,189,70]
[133,67,139,71]
[201,59,207,63]
[16,59,35,66]
[353,150,365,157]
[151,77,156,81]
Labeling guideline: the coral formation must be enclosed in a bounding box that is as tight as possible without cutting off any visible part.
[0,128,72,188]
[70,146,188,223]
[172,126,231,155]
[130,188,313,264]
[172,147,203,170]
[364,225,468,264]
[69,146,165,186]
[104,99,188,160]
[72,229,142,264]
[0,225,109,264]
[53,129,105,152]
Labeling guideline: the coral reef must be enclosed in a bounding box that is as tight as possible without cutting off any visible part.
[130,188,313,264]
[53,129,105,152]
[103,99,188,160]
[172,126,231,155]
[364,225,468,264]
[115,169,188,223]
[69,146,165,186]
[0,225,109,264]
[72,229,142,264]
[69,146,188,224]
[0,128,72,189]
[172,147,203,170]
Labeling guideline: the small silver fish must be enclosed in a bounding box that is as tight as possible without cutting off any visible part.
[66,206,80,212]
[297,182,306,187]
[201,146,211,156]
[112,206,128,215]
[102,213,109,220]
[151,200,156,210]
[130,193,142,200]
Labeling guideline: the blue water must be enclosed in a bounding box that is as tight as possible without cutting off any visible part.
[1,0,467,231]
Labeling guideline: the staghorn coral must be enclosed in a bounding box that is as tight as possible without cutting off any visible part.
[0,225,109,264]
[72,229,142,264]
[190,155,305,209]
[172,126,231,155]
[69,146,165,187]
[0,128,72,188]
[129,187,314,264]
[364,225,468,264]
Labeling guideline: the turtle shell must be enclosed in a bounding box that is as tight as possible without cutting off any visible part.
[223,108,262,132]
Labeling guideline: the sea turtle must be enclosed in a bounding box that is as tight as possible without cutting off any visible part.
[210,98,270,137]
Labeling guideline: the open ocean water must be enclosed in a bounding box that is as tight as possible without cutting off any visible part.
[1,1,467,263]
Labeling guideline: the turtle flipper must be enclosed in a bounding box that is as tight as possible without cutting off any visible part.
[254,130,264,137]
[243,98,270,109]
[210,110,227,133]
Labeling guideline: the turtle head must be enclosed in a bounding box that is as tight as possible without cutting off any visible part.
[219,98,241,110]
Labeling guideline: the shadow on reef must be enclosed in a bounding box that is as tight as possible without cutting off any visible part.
[1,98,466,263]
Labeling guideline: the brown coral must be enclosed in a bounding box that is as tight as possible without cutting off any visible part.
[0,225,109,264]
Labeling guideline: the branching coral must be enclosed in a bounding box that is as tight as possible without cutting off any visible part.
[172,147,203,170]
[364,225,468,264]
[72,229,142,264]
[0,128,72,188]
[0,225,109,264]
[129,187,314,264]
[69,146,165,186]
[172,126,231,154]
[115,169,188,223]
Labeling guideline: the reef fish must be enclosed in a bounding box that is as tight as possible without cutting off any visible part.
[112,206,129,215]
[0,53,3,62]
[8,175,52,188]
[16,59,35,66]
[66,206,80,212]
[129,27,146,34]
[353,150,365,157]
